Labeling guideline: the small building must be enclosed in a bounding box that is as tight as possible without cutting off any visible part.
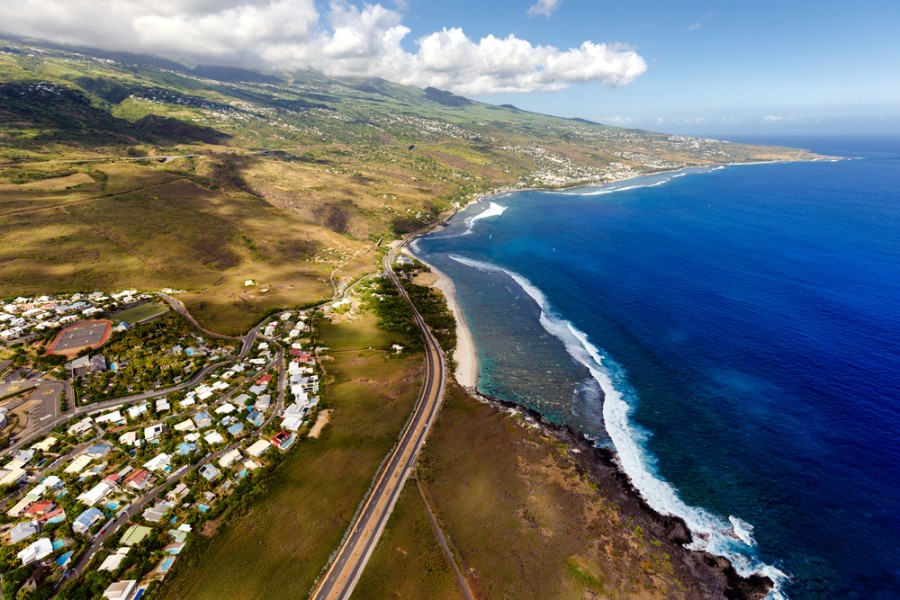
[198,464,222,482]
[30,436,58,452]
[98,552,129,573]
[143,453,171,473]
[246,410,264,428]
[67,356,91,377]
[193,411,213,429]
[144,424,164,442]
[67,417,94,437]
[102,579,137,600]
[126,404,148,419]
[204,431,225,446]
[255,395,271,411]
[155,398,170,412]
[96,411,125,425]
[17,537,53,565]
[173,419,195,432]
[73,507,105,535]
[78,480,115,506]
[23,500,56,517]
[0,465,27,486]
[9,520,39,544]
[142,500,173,523]
[218,449,242,469]
[246,439,271,458]
[166,483,189,502]
[124,469,153,491]
[86,443,113,458]
[120,525,151,547]
[64,455,94,475]
[22,564,52,593]
[214,402,236,415]
[119,431,140,447]
[90,355,108,372]
[176,441,197,456]
[282,416,303,432]
[7,494,37,518]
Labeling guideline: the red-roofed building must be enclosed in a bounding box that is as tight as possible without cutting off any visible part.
[257,374,272,385]
[23,501,56,517]
[38,507,66,524]
[124,468,153,491]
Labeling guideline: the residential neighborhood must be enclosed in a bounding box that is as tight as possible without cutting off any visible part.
[0,293,326,599]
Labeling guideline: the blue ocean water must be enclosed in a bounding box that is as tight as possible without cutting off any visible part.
[413,136,900,599]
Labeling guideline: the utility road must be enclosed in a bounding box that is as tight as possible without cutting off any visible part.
[311,245,447,600]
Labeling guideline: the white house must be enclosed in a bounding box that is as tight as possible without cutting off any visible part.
[143,453,172,473]
[77,480,115,506]
[17,538,54,565]
[246,439,271,458]
[217,449,242,469]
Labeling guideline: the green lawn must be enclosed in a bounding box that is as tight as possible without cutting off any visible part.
[110,303,169,324]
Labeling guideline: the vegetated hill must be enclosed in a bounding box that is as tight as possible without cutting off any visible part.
[0,36,818,332]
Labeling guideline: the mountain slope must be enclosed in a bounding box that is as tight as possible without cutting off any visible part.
[0,37,818,332]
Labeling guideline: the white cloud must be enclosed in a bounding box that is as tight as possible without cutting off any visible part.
[1,0,646,95]
[528,0,562,18]
[599,116,636,126]
[762,115,795,123]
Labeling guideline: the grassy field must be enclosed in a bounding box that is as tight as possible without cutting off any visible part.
[110,302,169,323]
[156,312,423,599]
[410,383,689,600]
[352,482,463,600]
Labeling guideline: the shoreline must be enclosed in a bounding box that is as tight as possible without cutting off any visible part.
[471,389,774,600]
[404,160,803,598]
[402,248,478,388]
[463,152,839,205]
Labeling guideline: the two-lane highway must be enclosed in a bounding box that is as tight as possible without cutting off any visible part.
[311,246,448,600]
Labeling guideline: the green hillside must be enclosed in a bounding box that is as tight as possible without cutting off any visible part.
[0,37,818,332]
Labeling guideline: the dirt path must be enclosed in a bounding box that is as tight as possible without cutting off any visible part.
[308,409,332,438]
[416,478,476,600]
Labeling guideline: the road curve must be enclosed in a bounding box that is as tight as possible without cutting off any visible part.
[310,245,448,600]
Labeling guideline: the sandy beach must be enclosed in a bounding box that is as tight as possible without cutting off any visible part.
[402,249,478,388]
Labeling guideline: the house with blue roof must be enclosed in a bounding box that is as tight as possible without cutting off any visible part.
[73,507,104,535]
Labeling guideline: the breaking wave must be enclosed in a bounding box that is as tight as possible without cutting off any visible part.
[449,254,789,599]
[462,202,507,235]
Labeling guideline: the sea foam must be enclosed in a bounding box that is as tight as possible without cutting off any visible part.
[449,254,789,599]
[461,202,507,235]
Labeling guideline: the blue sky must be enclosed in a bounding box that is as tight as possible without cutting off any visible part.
[4,0,898,135]
[401,0,900,134]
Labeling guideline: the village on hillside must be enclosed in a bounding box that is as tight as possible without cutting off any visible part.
[0,292,326,599]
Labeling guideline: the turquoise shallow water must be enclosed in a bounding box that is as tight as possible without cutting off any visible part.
[413,136,900,599]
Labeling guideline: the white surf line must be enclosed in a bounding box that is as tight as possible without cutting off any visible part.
[449,254,789,599]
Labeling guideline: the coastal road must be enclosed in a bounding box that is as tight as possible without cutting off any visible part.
[311,245,447,600]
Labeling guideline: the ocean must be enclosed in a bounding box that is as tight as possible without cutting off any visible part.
[412,135,900,599]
